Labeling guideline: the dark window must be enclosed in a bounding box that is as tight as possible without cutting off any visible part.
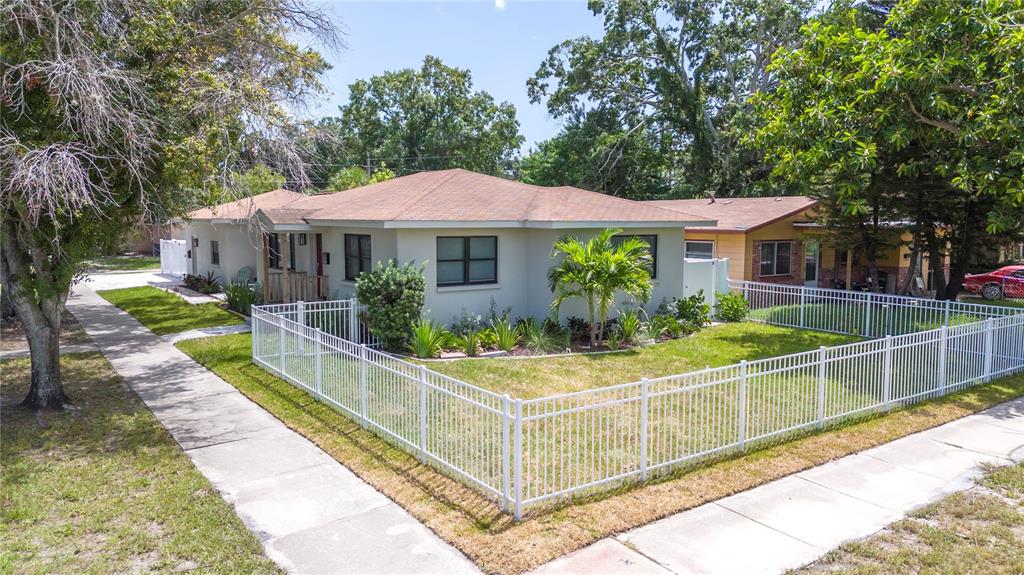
[436,236,497,286]
[759,241,793,276]
[266,233,295,270]
[612,234,658,278]
[345,234,371,281]
[685,240,715,260]
[211,240,220,265]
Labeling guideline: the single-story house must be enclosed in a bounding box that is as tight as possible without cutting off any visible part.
[184,169,713,322]
[649,197,950,295]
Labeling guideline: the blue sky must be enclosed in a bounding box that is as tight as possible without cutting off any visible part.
[305,1,605,152]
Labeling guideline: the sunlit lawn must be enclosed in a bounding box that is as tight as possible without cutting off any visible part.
[423,322,860,398]
[98,286,242,335]
[88,255,160,271]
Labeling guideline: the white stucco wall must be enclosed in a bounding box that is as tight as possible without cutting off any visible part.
[183,221,261,285]
[319,227,398,299]
[391,226,688,325]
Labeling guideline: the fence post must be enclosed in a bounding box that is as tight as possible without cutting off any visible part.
[278,315,287,376]
[983,318,995,382]
[738,361,748,451]
[359,344,368,426]
[816,346,827,430]
[943,299,951,328]
[799,287,807,328]
[882,335,893,410]
[501,395,512,512]
[513,399,524,520]
[938,325,948,396]
[640,378,649,480]
[313,328,323,400]
[418,365,428,463]
[297,300,306,327]
[864,293,873,338]
[349,299,360,344]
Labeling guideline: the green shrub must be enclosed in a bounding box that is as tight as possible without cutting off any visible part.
[183,271,220,294]
[408,318,450,358]
[606,328,620,350]
[617,308,643,344]
[491,317,520,352]
[354,260,425,351]
[224,282,262,316]
[522,320,564,354]
[673,290,711,327]
[478,327,497,350]
[715,291,749,322]
[460,330,481,356]
[450,307,484,337]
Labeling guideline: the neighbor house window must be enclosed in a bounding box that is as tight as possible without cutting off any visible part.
[760,241,793,276]
[345,234,371,281]
[612,234,658,278]
[685,240,715,260]
[436,236,497,286]
[266,233,295,270]
[210,240,220,265]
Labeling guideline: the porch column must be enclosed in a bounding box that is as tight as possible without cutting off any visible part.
[845,248,854,291]
[282,232,291,303]
[261,233,271,303]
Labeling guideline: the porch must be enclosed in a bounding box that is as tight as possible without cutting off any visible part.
[261,230,330,303]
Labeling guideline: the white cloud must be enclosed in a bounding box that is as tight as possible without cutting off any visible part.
[495,0,506,10]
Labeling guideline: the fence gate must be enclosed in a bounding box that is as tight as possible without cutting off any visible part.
[159,239,187,277]
[684,257,730,312]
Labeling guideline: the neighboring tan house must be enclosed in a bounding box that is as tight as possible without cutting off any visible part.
[184,169,713,322]
[649,197,949,295]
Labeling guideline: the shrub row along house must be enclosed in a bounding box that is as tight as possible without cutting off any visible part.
[653,196,952,295]
[184,169,713,321]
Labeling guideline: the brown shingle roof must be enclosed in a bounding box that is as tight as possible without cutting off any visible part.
[299,169,711,226]
[188,189,307,221]
[645,196,817,232]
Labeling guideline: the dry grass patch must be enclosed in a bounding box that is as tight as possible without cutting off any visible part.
[796,462,1024,574]
[179,332,1024,575]
[0,312,92,352]
[0,353,278,574]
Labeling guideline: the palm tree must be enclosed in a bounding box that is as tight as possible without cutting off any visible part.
[547,228,653,346]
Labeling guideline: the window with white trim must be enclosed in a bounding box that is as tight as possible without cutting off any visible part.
[759,241,793,276]
[685,240,715,260]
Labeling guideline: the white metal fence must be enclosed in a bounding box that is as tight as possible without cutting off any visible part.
[251,283,1024,519]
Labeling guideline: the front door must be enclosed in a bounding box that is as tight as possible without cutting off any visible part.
[804,241,819,287]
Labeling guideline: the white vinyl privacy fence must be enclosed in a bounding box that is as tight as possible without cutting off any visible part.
[159,239,187,277]
[251,282,1024,518]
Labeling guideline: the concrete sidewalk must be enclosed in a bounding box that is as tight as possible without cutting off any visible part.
[532,398,1024,575]
[68,286,478,575]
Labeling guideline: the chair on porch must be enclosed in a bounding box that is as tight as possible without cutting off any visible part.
[234,266,255,285]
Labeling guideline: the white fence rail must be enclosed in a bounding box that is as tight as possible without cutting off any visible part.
[735,279,1024,336]
[251,285,1024,519]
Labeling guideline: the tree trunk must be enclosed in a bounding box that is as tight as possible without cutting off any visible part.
[23,317,64,408]
[925,231,948,300]
[1,218,70,409]
[899,239,921,295]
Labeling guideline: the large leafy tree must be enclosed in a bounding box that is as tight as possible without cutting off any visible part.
[528,0,811,198]
[548,228,653,346]
[754,0,1024,299]
[326,164,395,192]
[520,107,671,200]
[1,0,337,408]
[319,56,523,177]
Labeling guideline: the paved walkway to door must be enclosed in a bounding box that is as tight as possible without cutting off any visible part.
[68,284,478,575]
[531,396,1024,575]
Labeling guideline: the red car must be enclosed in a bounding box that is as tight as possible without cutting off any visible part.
[962,265,1024,300]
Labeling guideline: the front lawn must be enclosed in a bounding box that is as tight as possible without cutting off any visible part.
[958,294,1024,309]
[798,461,1024,574]
[177,331,1024,575]
[98,286,242,335]
[87,254,161,271]
[0,353,278,574]
[424,322,860,398]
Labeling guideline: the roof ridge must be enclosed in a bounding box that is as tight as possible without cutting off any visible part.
[390,170,462,221]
